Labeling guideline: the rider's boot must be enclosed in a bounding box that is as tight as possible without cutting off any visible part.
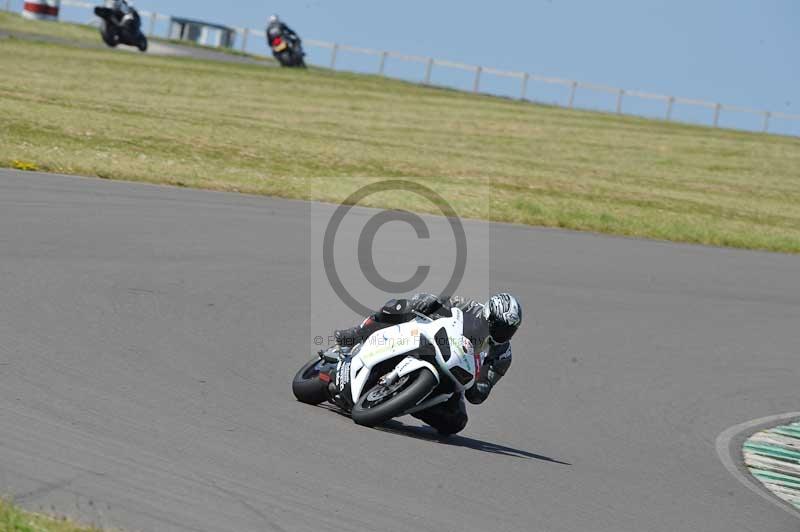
[334,298,413,348]
[333,326,363,348]
[334,316,384,348]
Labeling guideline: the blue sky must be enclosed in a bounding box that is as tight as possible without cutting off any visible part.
[56,0,799,134]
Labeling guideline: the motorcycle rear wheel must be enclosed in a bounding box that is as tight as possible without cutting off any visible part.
[292,357,332,405]
[351,368,437,427]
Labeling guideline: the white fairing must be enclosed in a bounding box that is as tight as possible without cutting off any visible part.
[348,308,483,408]
[395,356,440,381]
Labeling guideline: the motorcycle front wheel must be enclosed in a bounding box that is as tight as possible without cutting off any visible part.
[273,51,288,67]
[351,368,437,427]
[137,34,148,52]
[100,23,118,47]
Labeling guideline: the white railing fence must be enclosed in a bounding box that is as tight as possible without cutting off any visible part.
[5,0,799,137]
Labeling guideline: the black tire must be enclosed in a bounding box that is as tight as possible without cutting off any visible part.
[100,25,118,48]
[137,35,148,52]
[351,368,437,428]
[291,51,303,67]
[292,358,332,405]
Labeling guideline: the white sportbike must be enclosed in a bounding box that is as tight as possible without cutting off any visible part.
[292,308,483,428]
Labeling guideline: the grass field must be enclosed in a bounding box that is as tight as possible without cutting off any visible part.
[2,13,800,252]
[0,498,101,532]
[0,11,100,44]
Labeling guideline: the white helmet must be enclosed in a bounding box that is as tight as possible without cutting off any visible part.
[482,293,523,344]
[268,14,280,25]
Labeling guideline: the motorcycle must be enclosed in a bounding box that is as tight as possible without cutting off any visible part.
[269,34,306,68]
[292,307,482,428]
[94,5,148,52]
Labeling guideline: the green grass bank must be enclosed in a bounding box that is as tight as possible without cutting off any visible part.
[0,499,102,532]
[2,12,800,252]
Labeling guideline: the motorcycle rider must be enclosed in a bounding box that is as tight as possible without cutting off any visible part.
[106,0,129,17]
[334,292,522,435]
[265,14,301,50]
[104,0,135,27]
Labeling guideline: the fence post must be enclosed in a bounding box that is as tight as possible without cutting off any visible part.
[568,81,577,108]
[520,73,529,100]
[713,103,721,127]
[665,96,675,121]
[378,51,388,75]
[148,12,156,36]
[615,89,624,114]
[762,111,771,133]
[472,66,482,93]
[330,43,339,69]
[424,57,434,85]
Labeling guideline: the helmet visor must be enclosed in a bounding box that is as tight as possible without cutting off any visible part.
[489,321,516,344]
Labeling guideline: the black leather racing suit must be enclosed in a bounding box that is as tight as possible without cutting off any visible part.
[336,293,513,435]
[266,22,300,48]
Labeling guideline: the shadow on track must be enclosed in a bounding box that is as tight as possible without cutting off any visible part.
[312,404,569,464]
[376,419,571,464]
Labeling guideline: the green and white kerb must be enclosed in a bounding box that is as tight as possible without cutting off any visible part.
[744,420,800,510]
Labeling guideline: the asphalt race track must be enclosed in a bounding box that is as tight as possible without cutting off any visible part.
[133,41,273,66]
[0,29,272,65]
[0,169,798,532]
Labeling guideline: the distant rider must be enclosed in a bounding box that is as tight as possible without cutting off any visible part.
[105,0,130,16]
[333,293,523,435]
[105,0,134,26]
[265,14,301,50]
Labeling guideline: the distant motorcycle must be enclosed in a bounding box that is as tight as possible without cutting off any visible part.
[94,3,147,52]
[269,34,305,67]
